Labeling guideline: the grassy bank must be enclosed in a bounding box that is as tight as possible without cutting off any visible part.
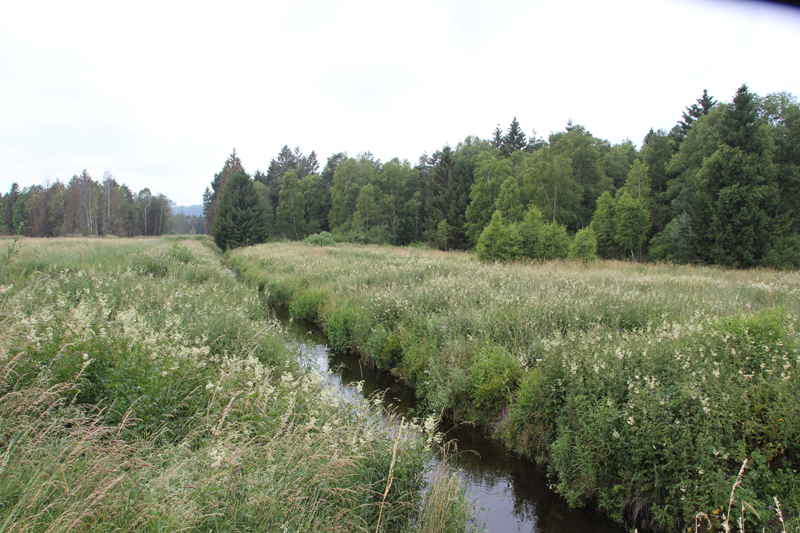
[0,236,475,532]
[228,242,799,532]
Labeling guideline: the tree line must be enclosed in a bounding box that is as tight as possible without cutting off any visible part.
[206,85,800,269]
[0,171,181,237]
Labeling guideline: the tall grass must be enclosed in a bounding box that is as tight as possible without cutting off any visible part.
[0,236,474,532]
[228,242,800,532]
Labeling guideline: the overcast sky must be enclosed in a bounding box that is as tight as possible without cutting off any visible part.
[2,0,799,206]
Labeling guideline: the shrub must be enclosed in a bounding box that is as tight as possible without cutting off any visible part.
[303,231,337,246]
[469,344,521,416]
[130,254,169,277]
[289,287,329,323]
[170,244,194,264]
[377,331,404,369]
[266,279,294,308]
[324,304,359,353]
[568,227,597,262]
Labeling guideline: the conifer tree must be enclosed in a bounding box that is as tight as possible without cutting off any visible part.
[692,85,776,267]
[502,117,527,155]
[212,168,271,250]
[204,149,244,234]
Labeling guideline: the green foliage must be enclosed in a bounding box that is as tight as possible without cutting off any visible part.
[476,211,519,262]
[568,227,597,262]
[504,306,800,531]
[303,231,336,246]
[613,190,650,260]
[590,190,617,258]
[276,171,307,240]
[536,221,570,260]
[266,279,295,308]
[476,210,504,262]
[212,168,272,250]
[519,146,580,229]
[372,329,404,370]
[288,287,329,322]
[464,153,512,245]
[760,233,800,270]
[170,244,193,264]
[649,212,697,263]
[694,144,774,267]
[517,205,545,258]
[324,304,359,353]
[469,344,521,415]
[436,219,452,251]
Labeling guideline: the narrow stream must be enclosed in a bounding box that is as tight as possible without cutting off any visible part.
[283,314,628,533]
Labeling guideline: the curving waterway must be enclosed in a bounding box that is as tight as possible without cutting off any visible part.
[282,314,628,533]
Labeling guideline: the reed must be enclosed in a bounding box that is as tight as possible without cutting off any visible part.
[0,236,474,532]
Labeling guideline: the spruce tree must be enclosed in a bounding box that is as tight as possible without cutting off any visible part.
[503,117,527,155]
[204,149,244,234]
[212,169,272,250]
[692,85,776,267]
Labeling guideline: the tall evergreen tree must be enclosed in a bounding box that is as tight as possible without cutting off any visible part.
[502,117,527,155]
[492,125,503,150]
[212,168,272,250]
[692,85,777,267]
[204,149,244,234]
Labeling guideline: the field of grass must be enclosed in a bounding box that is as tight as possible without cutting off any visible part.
[228,242,800,532]
[0,236,475,532]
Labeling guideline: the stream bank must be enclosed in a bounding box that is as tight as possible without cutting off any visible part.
[281,312,627,533]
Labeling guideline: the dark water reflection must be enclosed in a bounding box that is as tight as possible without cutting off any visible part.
[282,315,627,533]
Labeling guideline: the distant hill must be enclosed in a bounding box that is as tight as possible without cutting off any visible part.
[173,205,203,217]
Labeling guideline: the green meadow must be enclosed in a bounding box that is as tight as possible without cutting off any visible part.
[228,242,800,532]
[0,237,474,532]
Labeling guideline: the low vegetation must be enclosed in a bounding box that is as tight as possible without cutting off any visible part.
[229,241,799,532]
[0,236,475,532]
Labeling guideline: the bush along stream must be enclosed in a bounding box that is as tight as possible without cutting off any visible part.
[227,242,800,533]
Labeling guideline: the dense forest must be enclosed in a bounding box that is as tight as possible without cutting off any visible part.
[205,84,800,269]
